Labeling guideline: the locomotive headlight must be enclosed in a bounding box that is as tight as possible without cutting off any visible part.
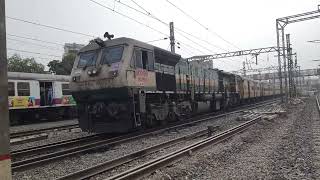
[92,69,97,74]
[87,70,92,75]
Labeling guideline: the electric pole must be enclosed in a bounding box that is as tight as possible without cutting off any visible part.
[286,34,293,98]
[243,61,246,76]
[0,0,12,179]
[294,54,298,97]
[169,22,175,53]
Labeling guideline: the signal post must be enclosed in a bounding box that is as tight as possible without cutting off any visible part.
[0,0,12,179]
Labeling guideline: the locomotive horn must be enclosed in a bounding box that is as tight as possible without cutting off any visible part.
[104,32,114,40]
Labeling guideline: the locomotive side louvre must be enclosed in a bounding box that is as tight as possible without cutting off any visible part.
[236,75,245,101]
[248,80,255,100]
[242,79,250,101]
[255,81,261,98]
[154,47,179,92]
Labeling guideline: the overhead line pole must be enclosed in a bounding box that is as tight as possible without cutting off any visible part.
[276,20,284,102]
[169,22,175,53]
[276,5,320,102]
[0,0,12,179]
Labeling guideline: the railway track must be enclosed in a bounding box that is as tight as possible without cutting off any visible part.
[107,116,263,180]
[12,99,279,172]
[316,95,320,114]
[58,114,264,180]
[10,124,79,139]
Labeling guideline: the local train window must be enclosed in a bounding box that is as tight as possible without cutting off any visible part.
[62,84,71,95]
[17,82,30,96]
[77,51,98,68]
[8,82,15,96]
[101,46,124,65]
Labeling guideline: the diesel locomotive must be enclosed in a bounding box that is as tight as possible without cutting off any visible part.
[70,37,280,133]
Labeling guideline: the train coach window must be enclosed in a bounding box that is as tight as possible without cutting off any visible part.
[101,46,124,65]
[77,51,98,68]
[62,84,71,95]
[8,82,15,96]
[17,82,30,96]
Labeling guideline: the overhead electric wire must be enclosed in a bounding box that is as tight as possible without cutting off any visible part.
[89,0,168,36]
[112,0,243,67]
[7,38,63,51]
[93,0,240,69]
[6,16,95,38]
[113,0,225,53]
[93,0,209,56]
[7,33,65,46]
[7,48,62,58]
[165,0,241,50]
[7,53,57,61]
[129,0,168,25]
[176,44,194,56]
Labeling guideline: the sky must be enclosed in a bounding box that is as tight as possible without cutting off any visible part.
[4,0,320,73]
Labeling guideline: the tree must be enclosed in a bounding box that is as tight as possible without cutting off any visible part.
[8,54,45,73]
[48,53,76,75]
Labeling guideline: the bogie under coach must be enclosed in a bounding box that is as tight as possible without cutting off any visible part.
[70,37,279,133]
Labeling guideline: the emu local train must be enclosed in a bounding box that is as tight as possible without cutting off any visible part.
[70,37,281,133]
[8,72,76,124]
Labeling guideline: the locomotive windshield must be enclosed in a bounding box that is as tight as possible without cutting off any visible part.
[100,46,124,65]
[77,51,98,68]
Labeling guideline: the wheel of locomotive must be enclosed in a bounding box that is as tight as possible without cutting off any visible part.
[167,111,177,122]
[182,106,192,119]
[145,114,157,128]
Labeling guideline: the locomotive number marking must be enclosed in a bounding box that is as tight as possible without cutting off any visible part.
[136,69,148,86]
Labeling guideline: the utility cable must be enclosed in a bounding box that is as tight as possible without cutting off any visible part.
[6,16,95,38]
[7,48,61,58]
[7,33,65,46]
[165,0,241,50]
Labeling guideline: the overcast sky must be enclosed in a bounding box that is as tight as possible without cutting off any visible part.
[5,0,320,73]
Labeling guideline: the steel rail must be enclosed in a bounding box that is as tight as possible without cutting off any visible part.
[57,102,275,179]
[10,124,79,139]
[316,95,320,114]
[56,126,216,180]
[12,99,278,172]
[11,134,101,158]
[107,116,262,180]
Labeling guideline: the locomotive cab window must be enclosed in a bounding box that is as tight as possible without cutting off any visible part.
[77,51,98,68]
[101,46,124,65]
[8,82,15,96]
[134,48,154,71]
[17,82,30,96]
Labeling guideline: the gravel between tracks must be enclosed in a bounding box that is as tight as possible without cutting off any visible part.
[10,129,91,152]
[10,119,78,133]
[146,97,319,180]
[11,103,278,180]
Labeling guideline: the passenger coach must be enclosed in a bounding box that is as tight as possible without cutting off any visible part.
[8,72,76,124]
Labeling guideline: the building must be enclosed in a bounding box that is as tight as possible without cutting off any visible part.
[64,43,85,56]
